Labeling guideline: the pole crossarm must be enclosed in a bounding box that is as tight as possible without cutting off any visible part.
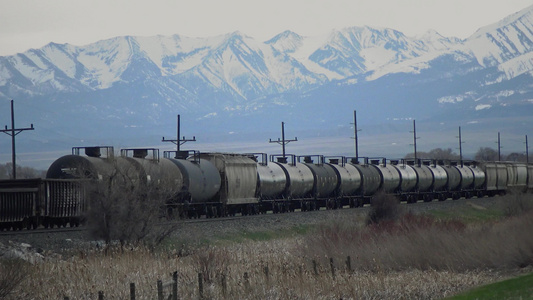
[1,125,34,136]
[269,122,297,160]
[269,137,298,145]
[161,115,195,153]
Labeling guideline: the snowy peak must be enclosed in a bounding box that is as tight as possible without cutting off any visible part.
[467,4,533,67]
[266,30,304,53]
[2,4,533,110]
[307,26,429,77]
[415,29,463,51]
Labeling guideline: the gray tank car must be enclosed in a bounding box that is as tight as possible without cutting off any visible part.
[45,146,137,227]
[408,160,435,201]
[350,158,381,202]
[329,157,361,197]
[369,159,401,194]
[254,154,287,200]
[299,156,338,198]
[390,160,418,203]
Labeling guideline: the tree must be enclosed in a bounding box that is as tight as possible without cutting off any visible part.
[474,147,499,161]
[427,148,460,160]
[404,148,460,160]
[0,163,45,179]
[505,152,527,162]
[83,159,180,249]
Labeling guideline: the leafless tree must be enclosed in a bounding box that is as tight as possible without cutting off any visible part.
[474,147,499,161]
[0,163,45,179]
[405,148,460,160]
[505,152,527,162]
[0,259,29,298]
[83,159,180,250]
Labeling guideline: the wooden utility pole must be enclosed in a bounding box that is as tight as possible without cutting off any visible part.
[351,110,361,163]
[1,100,34,179]
[497,132,501,161]
[162,115,195,156]
[525,135,529,164]
[269,122,297,161]
[410,120,419,161]
[457,126,464,166]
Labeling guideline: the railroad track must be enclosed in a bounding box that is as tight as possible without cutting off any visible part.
[0,196,497,237]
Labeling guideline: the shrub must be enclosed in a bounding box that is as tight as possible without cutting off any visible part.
[83,159,180,250]
[367,192,402,225]
[503,190,533,217]
[0,259,30,298]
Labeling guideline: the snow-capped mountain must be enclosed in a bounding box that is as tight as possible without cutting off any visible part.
[1,4,533,168]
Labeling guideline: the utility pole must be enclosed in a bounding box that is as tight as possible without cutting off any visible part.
[269,122,297,162]
[497,132,501,161]
[525,135,529,164]
[1,100,34,179]
[162,115,195,156]
[350,110,361,163]
[457,126,464,166]
[410,120,420,161]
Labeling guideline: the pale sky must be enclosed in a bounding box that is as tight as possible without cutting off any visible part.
[0,0,532,56]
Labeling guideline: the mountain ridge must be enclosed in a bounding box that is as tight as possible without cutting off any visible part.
[1,6,533,169]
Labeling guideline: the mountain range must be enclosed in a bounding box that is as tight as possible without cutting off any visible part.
[1,5,533,169]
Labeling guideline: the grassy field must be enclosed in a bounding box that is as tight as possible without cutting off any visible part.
[2,193,533,299]
[446,272,533,300]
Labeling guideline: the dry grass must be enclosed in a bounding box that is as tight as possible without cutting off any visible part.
[303,209,533,272]
[9,240,508,300]
[7,194,533,299]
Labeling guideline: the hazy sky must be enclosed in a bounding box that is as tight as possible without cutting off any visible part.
[1,0,532,56]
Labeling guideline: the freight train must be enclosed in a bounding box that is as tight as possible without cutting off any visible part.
[0,145,532,230]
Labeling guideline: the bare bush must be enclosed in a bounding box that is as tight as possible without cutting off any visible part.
[84,159,180,249]
[367,192,403,225]
[503,190,533,217]
[193,246,230,283]
[0,259,30,298]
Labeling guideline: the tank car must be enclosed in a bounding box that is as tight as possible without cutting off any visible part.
[407,160,434,202]
[120,148,184,190]
[465,162,486,198]
[291,155,338,209]
[425,161,448,201]
[253,153,287,200]
[450,162,474,199]
[45,146,133,227]
[325,157,362,207]
[158,151,221,217]
[390,160,418,203]
[369,158,401,194]
[267,155,314,211]
[349,158,381,204]
[437,161,460,200]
